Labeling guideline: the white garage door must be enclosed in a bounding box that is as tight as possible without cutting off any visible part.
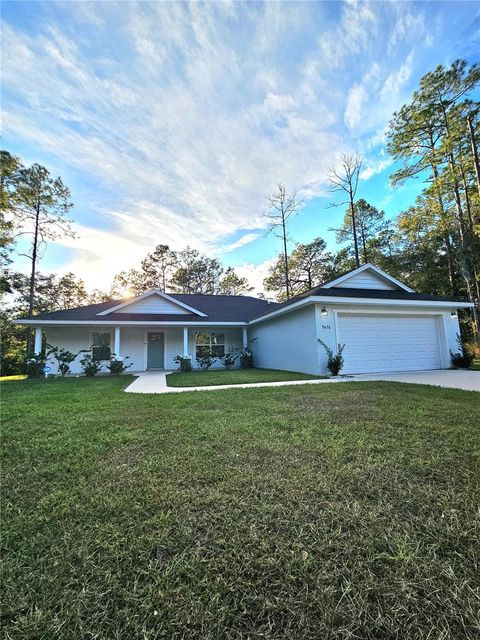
[337,314,443,374]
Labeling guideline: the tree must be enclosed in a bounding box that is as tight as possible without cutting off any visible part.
[140,244,177,292]
[10,271,89,315]
[466,109,480,200]
[109,245,177,296]
[264,184,302,299]
[170,247,224,294]
[328,154,363,268]
[333,199,392,264]
[0,151,23,293]
[218,267,253,295]
[14,163,74,321]
[264,237,339,301]
[387,59,480,337]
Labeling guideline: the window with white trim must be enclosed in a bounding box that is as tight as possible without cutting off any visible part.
[92,332,111,361]
[195,332,225,359]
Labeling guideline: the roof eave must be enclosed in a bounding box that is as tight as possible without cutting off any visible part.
[13,319,248,326]
[248,295,474,325]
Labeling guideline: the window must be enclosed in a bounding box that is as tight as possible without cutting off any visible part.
[92,332,111,361]
[195,332,225,359]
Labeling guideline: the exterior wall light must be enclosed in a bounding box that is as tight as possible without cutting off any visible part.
[450,310,458,319]
[321,306,328,317]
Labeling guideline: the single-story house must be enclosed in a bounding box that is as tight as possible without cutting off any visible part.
[16,263,474,376]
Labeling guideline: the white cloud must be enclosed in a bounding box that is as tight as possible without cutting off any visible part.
[234,258,276,296]
[360,158,392,180]
[220,233,263,253]
[344,84,368,129]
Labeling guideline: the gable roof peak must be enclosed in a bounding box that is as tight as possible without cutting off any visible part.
[322,263,414,293]
[96,289,208,317]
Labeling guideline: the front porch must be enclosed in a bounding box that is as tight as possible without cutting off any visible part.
[36,324,248,375]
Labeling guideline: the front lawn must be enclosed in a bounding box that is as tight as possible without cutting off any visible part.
[2,377,479,639]
[166,367,324,387]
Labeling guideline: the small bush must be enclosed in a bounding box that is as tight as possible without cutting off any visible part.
[48,345,84,377]
[239,348,253,369]
[80,353,102,377]
[318,339,345,376]
[107,355,133,375]
[24,353,46,378]
[173,355,192,372]
[465,340,480,359]
[196,350,216,371]
[450,334,474,369]
[222,347,238,369]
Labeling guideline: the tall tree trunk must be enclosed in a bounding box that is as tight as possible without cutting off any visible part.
[444,232,457,297]
[467,113,480,200]
[429,145,456,295]
[360,220,368,263]
[282,215,290,299]
[27,197,41,353]
[349,196,360,268]
[459,165,474,231]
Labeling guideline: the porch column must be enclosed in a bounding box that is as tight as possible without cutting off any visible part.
[183,327,189,356]
[34,327,43,355]
[114,327,121,357]
[242,327,248,349]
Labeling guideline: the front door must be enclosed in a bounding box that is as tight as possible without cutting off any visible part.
[147,332,165,369]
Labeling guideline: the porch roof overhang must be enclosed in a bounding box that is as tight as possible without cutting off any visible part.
[14,319,248,327]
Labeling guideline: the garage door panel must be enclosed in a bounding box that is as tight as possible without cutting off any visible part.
[337,314,442,374]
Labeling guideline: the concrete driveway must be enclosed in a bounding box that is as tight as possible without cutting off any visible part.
[350,369,480,392]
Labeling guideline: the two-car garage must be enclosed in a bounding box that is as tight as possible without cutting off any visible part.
[337,313,444,374]
[249,264,469,376]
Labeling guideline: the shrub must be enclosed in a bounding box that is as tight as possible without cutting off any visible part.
[196,350,216,371]
[173,355,192,372]
[48,345,84,377]
[450,335,474,369]
[80,353,102,377]
[239,347,253,369]
[222,347,238,369]
[107,354,133,375]
[465,340,480,359]
[24,353,47,378]
[318,339,346,376]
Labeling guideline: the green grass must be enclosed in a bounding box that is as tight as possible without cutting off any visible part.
[471,358,480,371]
[166,367,324,387]
[2,376,480,639]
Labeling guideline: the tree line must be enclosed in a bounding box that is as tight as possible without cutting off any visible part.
[1,58,478,375]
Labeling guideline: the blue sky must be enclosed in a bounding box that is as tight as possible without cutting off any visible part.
[2,0,479,292]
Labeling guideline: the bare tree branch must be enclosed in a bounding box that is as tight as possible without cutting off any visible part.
[264,183,302,299]
[328,154,362,267]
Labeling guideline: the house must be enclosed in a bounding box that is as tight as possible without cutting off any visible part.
[16,264,473,376]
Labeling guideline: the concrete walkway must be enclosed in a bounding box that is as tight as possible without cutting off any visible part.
[124,369,479,394]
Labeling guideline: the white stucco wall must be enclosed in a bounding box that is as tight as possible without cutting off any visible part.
[43,325,244,374]
[249,306,321,375]
[249,304,463,375]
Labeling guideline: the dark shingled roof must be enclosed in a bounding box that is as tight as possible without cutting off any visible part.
[22,294,280,323]
[255,285,470,318]
[19,286,468,325]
